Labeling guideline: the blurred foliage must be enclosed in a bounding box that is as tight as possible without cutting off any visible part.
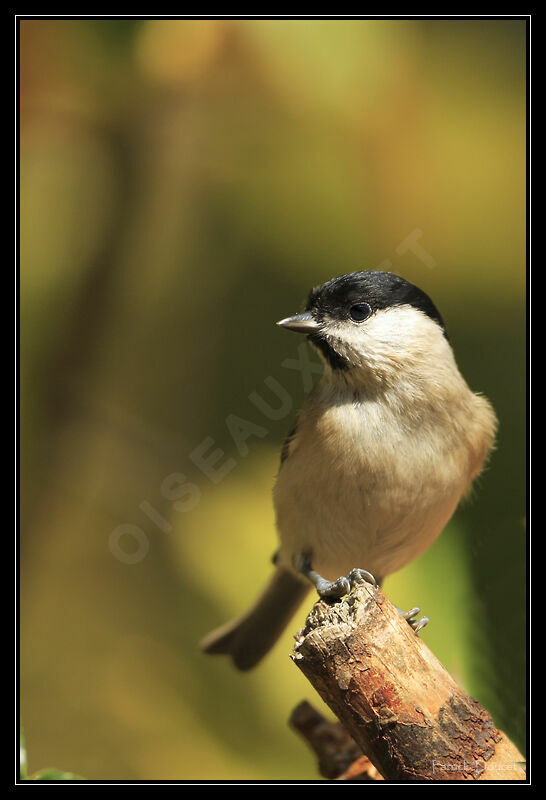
[27,771,84,782]
[20,19,526,780]
[19,727,26,779]
[20,725,83,780]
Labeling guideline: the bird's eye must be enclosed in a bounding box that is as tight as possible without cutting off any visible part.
[349,303,372,322]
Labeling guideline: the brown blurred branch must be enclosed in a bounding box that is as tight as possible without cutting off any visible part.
[290,583,525,782]
[289,700,383,781]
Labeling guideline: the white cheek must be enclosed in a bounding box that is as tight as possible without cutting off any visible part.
[326,306,446,365]
[361,307,424,347]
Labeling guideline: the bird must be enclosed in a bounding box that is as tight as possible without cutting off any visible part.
[201,270,497,670]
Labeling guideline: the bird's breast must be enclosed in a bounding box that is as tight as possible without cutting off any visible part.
[273,394,471,580]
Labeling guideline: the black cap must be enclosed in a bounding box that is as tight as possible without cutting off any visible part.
[306,271,447,335]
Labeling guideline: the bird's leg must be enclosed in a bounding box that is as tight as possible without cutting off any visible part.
[297,556,376,600]
[300,559,351,599]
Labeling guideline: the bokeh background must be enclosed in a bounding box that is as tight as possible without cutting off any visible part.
[20,18,527,781]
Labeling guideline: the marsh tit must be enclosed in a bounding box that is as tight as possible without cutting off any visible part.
[201,271,497,670]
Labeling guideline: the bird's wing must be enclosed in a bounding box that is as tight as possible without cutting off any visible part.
[280,416,299,465]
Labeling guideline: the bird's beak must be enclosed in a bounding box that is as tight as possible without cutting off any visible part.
[276,311,321,334]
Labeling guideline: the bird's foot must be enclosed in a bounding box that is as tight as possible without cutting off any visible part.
[297,557,428,632]
[300,559,377,600]
[314,575,351,599]
[396,606,429,635]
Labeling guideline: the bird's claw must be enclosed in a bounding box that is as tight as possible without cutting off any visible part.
[410,616,429,634]
[315,567,377,599]
[396,606,429,635]
[347,568,377,587]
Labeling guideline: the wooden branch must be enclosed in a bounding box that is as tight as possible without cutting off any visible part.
[291,582,526,782]
[289,700,383,781]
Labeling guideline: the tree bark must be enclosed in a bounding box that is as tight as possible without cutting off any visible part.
[291,582,525,782]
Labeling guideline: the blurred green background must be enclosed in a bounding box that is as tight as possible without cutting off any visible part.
[20,19,526,780]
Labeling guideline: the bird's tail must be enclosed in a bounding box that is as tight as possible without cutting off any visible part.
[200,568,310,671]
